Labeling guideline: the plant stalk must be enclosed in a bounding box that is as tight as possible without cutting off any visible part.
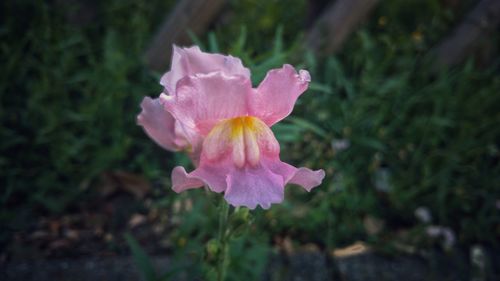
[216,198,230,281]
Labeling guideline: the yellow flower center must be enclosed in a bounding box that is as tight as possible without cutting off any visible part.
[204,116,278,168]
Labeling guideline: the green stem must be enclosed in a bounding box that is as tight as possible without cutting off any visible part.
[216,198,230,281]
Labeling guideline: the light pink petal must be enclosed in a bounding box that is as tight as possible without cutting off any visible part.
[223,156,324,209]
[187,144,202,167]
[288,168,325,192]
[172,157,324,209]
[265,157,325,192]
[190,159,232,193]
[250,64,311,126]
[224,163,284,209]
[173,157,285,209]
[137,97,187,151]
[160,45,251,94]
[161,72,252,135]
[171,166,204,193]
[254,119,281,157]
[171,157,233,194]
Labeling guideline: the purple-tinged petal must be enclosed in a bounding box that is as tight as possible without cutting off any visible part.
[137,97,187,151]
[190,158,232,193]
[172,156,285,209]
[160,45,251,94]
[264,157,325,193]
[162,72,252,135]
[250,64,311,126]
[224,163,285,209]
[288,168,325,192]
[223,155,324,209]
[171,157,233,194]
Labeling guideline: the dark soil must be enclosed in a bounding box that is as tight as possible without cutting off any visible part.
[1,174,499,281]
[2,249,499,281]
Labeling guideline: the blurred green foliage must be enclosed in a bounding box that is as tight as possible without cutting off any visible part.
[272,33,500,247]
[1,0,500,280]
[1,0,176,216]
[214,0,307,53]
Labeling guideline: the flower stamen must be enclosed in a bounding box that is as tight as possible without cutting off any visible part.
[204,116,272,168]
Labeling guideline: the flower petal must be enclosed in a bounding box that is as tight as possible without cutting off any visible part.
[162,72,252,135]
[137,97,187,151]
[288,168,326,192]
[173,157,285,209]
[172,157,233,193]
[190,159,231,193]
[250,64,311,126]
[224,163,284,209]
[174,156,324,209]
[265,158,325,192]
[160,45,251,94]
[222,156,324,209]
[171,166,204,193]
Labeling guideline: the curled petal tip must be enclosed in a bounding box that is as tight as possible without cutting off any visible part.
[171,166,204,193]
[251,65,312,126]
[159,93,172,101]
[137,96,182,151]
[289,167,325,192]
[161,46,251,94]
[299,70,311,83]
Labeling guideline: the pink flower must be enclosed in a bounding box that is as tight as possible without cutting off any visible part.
[137,46,250,161]
[160,45,250,95]
[155,47,325,209]
[137,97,188,151]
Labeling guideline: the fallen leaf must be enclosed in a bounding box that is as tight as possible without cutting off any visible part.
[148,208,159,221]
[29,231,50,240]
[113,171,151,199]
[95,171,151,199]
[332,241,370,257]
[64,229,79,240]
[49,239,70,250]
[301,243,320,252]
[96,173,118,197]
[363,215,385,235]
[104,233,114,242]
[275,236,294,255]
[128,213,147,228]
[153,223,165,235]
[49,220,61,236]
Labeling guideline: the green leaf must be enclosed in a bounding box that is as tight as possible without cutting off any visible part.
[187,30,205,50]
[355,137,386,151]
[231,26,247,55]
[272,25,283,56]
[308,82,333,94]
[272,123,304,142]
[208,32,219,53]
[125,233,158,281]
[288,116,328,138]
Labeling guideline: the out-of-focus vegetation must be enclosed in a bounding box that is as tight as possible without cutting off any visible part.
[1,0,499,279]
[1,0,176,217]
